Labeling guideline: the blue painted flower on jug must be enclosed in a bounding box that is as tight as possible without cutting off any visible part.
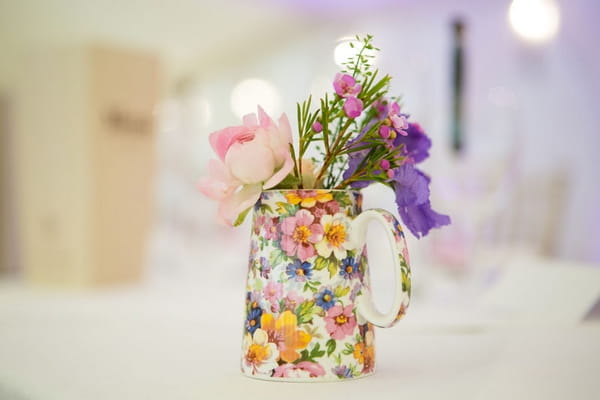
[286,260,313,282]
[315,288,336,311]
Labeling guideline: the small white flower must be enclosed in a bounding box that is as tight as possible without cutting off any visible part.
[315,213,356,259]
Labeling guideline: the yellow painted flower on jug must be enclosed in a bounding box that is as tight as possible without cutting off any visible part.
[261,310,312,363]
[285,190,333,208]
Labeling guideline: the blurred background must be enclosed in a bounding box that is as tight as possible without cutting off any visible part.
[1,0,599,399]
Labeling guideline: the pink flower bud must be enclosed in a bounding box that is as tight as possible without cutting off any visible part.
[379,125,390,139]
[380,159,390,170]
[387,169,395,179]
[343,96,363,119]
[312,121,323,133]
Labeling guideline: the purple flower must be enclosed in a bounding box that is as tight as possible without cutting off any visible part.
[392,164,430,207]
[398,201,451,238]
[342,148,371,189]
[393,122,432,164]
[391,163,450,238]
[333,73,362,97]
[343,96,363,119]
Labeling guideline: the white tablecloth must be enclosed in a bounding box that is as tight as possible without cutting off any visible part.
[1,271,599,400]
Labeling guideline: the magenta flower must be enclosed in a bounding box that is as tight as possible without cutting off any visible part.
[333,73,362,98]
[281,210,324,261]
[312,121,323,133]
[343,97,363,119]
[372,99,387,118]
[263,281,283,305]
[325,304,357,340]
[379,125,390,139]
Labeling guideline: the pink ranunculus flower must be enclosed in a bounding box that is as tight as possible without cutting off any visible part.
[198,106,294,226]
[281,210,323,262]
[343,96,363,119]
[273,361,326,378]
[333,73,362,98]
[324,304,357,340]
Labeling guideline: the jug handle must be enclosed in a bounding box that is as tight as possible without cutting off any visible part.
[351,209,411,328]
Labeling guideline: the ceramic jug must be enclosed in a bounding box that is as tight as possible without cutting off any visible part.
[241,189,411,381]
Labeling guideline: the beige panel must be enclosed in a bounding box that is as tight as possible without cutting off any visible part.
[13,47,92,286]
[89,45,160,284]
[12,44,161,286]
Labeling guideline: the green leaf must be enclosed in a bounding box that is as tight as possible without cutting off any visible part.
[233,207,251,227]
[298,349,310,362]
[326,339,337,356]
[269,249,287,268]
[314,256,330,271]
[296,300,315,325]
[342,343,355,356]
[334,353,342,365]
[275,201,298,216]
[328,262,338,279]
[310,342,325,359]
[334,286,350,298]
[259,203,274,214]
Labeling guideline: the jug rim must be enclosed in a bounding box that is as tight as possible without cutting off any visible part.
[261,188,362,194]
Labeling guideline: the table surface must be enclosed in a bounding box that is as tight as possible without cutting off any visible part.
[1,254,599,400]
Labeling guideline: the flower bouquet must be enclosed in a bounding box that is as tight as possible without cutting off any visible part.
[199,35,450,382]
[199,35,449,237]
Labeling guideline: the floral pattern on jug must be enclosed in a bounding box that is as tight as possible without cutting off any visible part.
[241,190,411,381]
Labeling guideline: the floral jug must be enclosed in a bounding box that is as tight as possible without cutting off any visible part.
[241,189,411,382]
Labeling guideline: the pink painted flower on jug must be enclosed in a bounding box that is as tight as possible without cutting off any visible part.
[273,361,326,378]
[263,217,281,241]
[198,106,294,226]
[333,73,362,98]
[281,210,324,261]
[325,304,357,340]
[283,291,304,312]
[263,281,283,305]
